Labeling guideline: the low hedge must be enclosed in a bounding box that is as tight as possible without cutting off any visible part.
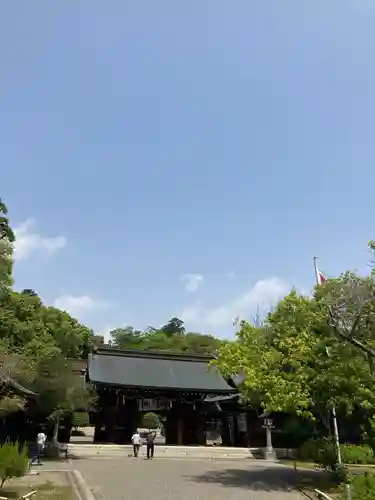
[298,438,375,466]
[72,412,90,428]
[342,473,375,500]
[341,444,375,465]
[0,441,29,488]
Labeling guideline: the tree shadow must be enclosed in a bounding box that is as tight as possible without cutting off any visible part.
[185,464,334,492]
[0,490,19,499]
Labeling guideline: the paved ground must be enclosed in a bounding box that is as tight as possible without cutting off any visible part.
[69,457,305,500]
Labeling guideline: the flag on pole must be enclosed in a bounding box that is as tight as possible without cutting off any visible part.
[316,268,327,285]
[313,257,327,285]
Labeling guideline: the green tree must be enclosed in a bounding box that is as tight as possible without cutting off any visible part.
[161,317,186,336]
[109,324,221,355]
[0,198,14,297]
[0,345,36,416]
[72,411,90,429]
[0,291,93,359]
[315,271,375,369]
[32,355,96,442]
[110,326,144,350]
[183,332,221,354]
[0,197,96,438]
[141,412,159,429]
[40,305,94,359]
[214,285,375,422]
[0,442,28,488]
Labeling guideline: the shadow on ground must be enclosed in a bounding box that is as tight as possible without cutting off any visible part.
[185,465,332,492]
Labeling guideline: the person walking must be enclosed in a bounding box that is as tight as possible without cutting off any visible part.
[131,429,141,457]
[146,430,156,459]
[31,429,46,465]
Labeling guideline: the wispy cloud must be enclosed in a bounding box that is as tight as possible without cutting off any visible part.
[53,294,110,318]
[180,277,289,329]
[14,219,67,261]
[181,273,204,292]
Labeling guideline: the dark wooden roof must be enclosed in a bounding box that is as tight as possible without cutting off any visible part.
[88,348,235,394]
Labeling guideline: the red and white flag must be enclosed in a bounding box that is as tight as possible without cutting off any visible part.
[316,269,327,285]
[314,258,327,285]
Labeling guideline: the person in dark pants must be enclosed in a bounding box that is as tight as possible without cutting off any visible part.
[30,430,46,465]
[146,431,156,459]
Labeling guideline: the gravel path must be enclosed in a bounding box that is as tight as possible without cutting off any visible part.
[73,457,305,500]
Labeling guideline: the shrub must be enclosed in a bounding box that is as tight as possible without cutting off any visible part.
[299,439,375,467]
[340,444,375,465]
[342,472,375,500]
[72,412,90,429]
[141,412,159,429]
[0,441,29,488]
[298,437,337,469]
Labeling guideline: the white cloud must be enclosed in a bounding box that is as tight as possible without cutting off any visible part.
[14,219,67,261]
[181,273,204,292]
[97,325,116,342]
[180,277,289,329]
[53,294,110,318]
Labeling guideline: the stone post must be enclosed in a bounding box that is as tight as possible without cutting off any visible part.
[262,418,276,461]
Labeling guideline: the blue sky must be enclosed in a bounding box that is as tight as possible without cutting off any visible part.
[2,1,375,339]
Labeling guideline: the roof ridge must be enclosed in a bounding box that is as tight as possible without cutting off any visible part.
[92,347,215,362]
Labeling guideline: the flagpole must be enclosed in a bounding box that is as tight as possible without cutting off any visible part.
[314,257,350,498]
[313,256,319,284]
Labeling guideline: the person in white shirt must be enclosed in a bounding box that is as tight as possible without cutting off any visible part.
[131,429,141,457]
[31,430,47,465]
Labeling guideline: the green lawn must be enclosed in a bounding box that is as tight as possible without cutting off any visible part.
[279,459,317,469]
[0,482,74,500]
[279,458,375,473]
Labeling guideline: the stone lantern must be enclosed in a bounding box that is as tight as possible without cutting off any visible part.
[260,411,276,461]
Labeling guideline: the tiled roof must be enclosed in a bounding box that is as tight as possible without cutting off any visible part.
[88,348,235,393]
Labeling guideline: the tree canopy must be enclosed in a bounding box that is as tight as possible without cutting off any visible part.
[0,198,14,298]
[6,190,375,448]
[0,198,95,432]
[214,255,375,428]
[109,319,222,355]
[0,197,223,433]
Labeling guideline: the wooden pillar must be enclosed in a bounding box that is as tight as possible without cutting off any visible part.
[196,412,206,445]
[94,389,109,443]
[177,417,184,445]
[221,414,235,446]
[106,401,117,443]
[165,401,178,444]
[121,398,138,443]
[233,413,239,446]
[245,413,251,447]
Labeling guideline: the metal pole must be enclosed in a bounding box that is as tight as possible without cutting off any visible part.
[313,258,351,500]
[331,406,342,465]
[313,256,319,284]
[324,351,351,500]
[324,347,341,464]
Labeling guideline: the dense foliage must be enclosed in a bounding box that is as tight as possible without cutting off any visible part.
[109,319,222,355]
[299,439,375,466]
[72,412,90,429]
[0,441,28,488]
[214,251,375,462]
[0,197,223,442]
[5,189,375,477]
[344,472,375,500]
[0,198,95,440]
[0,198,14,298]
[141,412,160,429]
[215,268,375,414]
